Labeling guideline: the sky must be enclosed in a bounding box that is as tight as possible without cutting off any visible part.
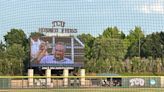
[0,0,164,41]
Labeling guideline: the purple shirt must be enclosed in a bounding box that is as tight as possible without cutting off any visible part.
[40,55,73,64]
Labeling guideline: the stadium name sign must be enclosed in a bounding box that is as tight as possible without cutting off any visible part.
[39,21,78,33]
[39,28,77,33]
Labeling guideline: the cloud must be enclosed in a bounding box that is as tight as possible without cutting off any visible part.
[138,1,164,14]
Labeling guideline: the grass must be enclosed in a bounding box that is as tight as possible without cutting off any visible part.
[1,88,164,92]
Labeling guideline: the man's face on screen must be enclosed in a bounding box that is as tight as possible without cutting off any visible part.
[54,44,65,60]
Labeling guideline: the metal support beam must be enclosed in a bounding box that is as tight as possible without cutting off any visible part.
[71,37,74,62]
[74,37,84,47]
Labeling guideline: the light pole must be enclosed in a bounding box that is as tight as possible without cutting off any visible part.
[139,33,140,57]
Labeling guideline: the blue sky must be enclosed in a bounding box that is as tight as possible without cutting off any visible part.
[0,0,164,41]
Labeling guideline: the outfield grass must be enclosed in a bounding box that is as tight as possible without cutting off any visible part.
[1,88,164,92]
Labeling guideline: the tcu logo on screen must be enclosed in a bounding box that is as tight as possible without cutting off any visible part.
[129,78,145,86]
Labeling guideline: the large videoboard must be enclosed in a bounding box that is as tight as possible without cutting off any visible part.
[30,21,84,69]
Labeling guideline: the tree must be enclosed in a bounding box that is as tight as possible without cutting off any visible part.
[141,32,162,58]
[126,38,145,58]
[4,29,27,47]
[77,33,95,60]
[93,37,127,60]
[83,27,128,73]
[5,44,25,59]
[160,32,164,45]
[126,26,145,57]
[0,41,5,51]
[0,44,25,75]
[127,26,145,44]
[88,35,127,73]
[0,41,6,62]
[2,29,30,75]
[102,26,125,39]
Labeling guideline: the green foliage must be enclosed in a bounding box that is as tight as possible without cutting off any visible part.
[5,44,25,60]
[84,26,164,74]
[1,28,28,75]
[141,32,164,58]
[92,37,127,60]
[0,41,5,51]
[126,39,144,57]
[77,33,95,60]
[126,26,145,57]
[0,41,6,58]
[85,27,128,73]
[0,58,23,75]
[4,29,27,46]
[102,26,125,39]
[160,32,164,44]
[126,26,145,44]
[0,44,25,75]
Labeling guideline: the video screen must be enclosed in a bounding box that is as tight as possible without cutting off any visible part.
[30,34,84,65]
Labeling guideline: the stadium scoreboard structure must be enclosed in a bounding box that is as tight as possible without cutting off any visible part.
[30,21,84,69]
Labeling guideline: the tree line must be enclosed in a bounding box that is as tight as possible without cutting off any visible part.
[0,27,164,75]
[78,26,164,75]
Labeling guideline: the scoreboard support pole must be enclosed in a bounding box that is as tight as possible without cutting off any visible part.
[80,69,85,86]
[46,68,51,87]
[28,69,34,87]
[63,69,69,87]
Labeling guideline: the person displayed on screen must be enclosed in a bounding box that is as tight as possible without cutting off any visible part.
[30,34,44,59]
[34,42,48,64]
[40,42,73,64]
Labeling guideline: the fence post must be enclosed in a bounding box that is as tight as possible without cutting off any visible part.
[161,76,164,87]
[28,69,34,87]
[46,69,51,87]
[63,69,69,87]
[80,69,85,86]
